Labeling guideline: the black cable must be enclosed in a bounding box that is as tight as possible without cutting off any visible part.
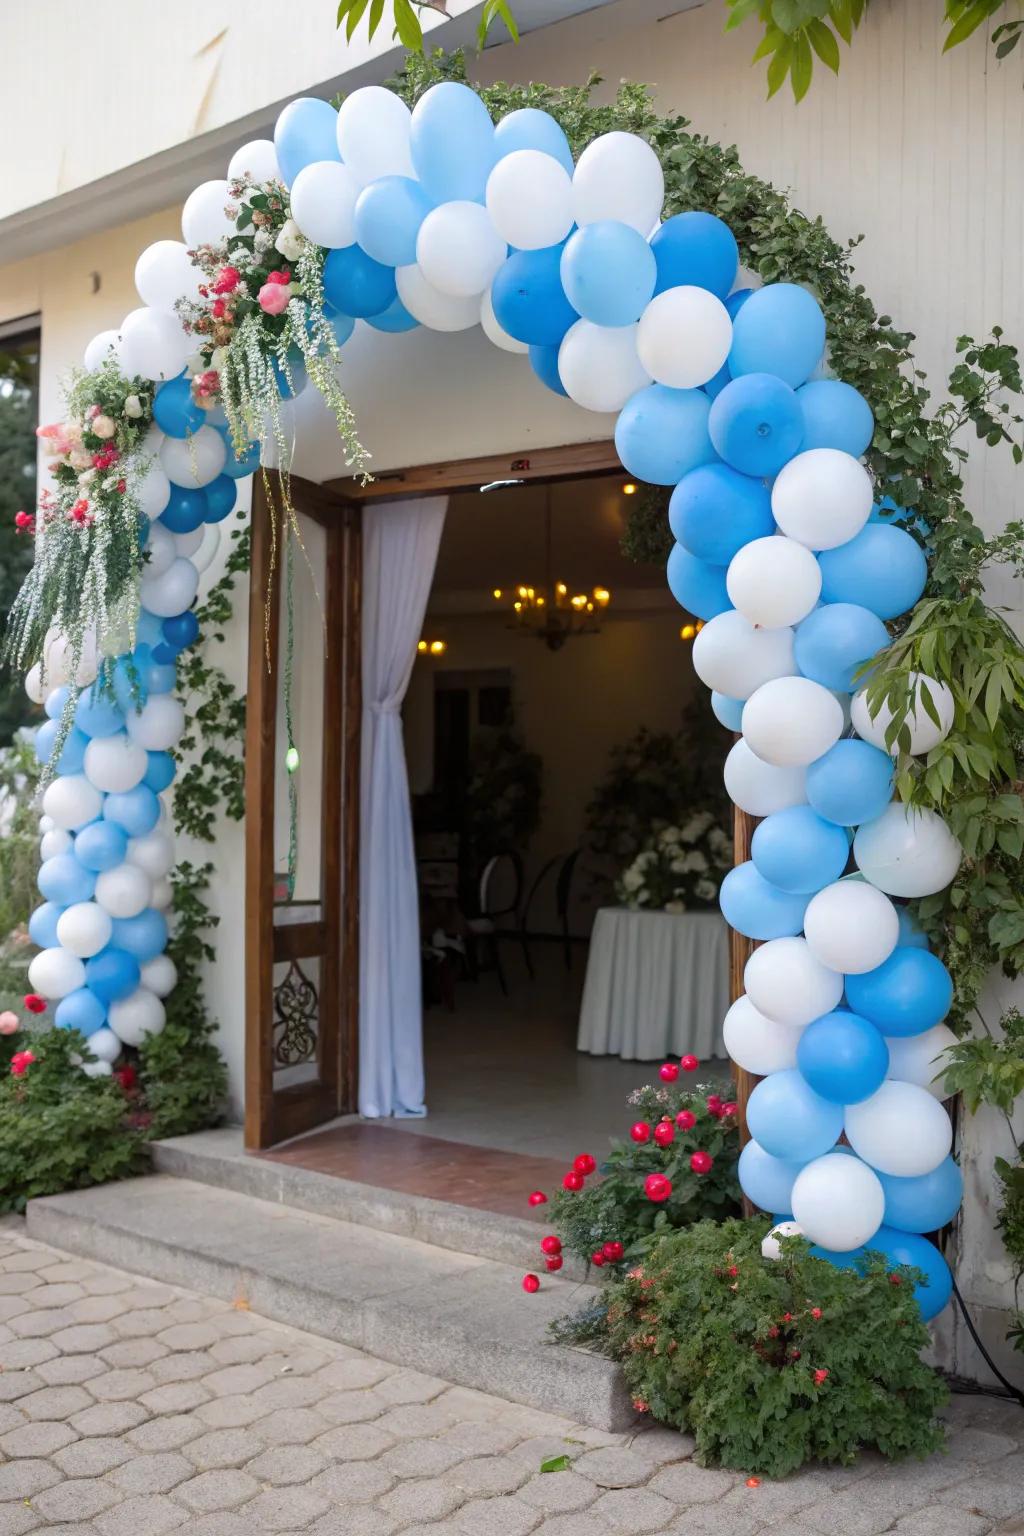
[949,1273,1024,1407]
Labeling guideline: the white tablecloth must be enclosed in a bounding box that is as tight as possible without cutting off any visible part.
[577,908,730,1062]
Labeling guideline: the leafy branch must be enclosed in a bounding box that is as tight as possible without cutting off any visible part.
[336,0,518,53]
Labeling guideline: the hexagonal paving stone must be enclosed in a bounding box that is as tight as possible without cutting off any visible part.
[68,1399,148,1436]
[236,1487,331,1531]
[451,1496,542,1535]
[574,1448,655,1489]
[314,1357,395,1392]
[99,1338,170,1370]
[35,1353,107,1386]
[649,1460,738,1504]
[312,1421,396,1461]
[243,1443,327,1486]
[379,1476,468,1524]
[380,1437,472,1478]
[446,1454,532,1497]
[0,1419,78,1458]
[518,1472,601,1514]
[138,1381,211,1415]
[18,1384,94,1420]
[0,1369,45,1402]
[175,1469,262,1514]
[52,1435,135,1477]
[126,1414,204,1453]
[0,1458,63,1501]
[309,1459,396,1503]
[95,1493,187,1536]
[0,1500,43,1536]
[110,1451,195,1494]
[33,1478,121,1522]
[250,1406,329,1445]
[51,1323,118,1355]
[593,1487,679,1533]
[376,1402,459,1439]
[314,1388,390,1425]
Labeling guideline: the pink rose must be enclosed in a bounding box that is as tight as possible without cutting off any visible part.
[91,414,116,439]
[0,1011,18,1036]
[258,282,291,316]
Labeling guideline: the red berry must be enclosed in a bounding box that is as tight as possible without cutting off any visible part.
[675,1109,696,1131]
[562,1171,584,1192]
[591,1251,606,1267]
[644,1173,672,1203]
[680,1054,699,1072]
[653,1122,675,1148]
[522,1273,540,1293]
[528,1191,548,1207]
[602,1241,624,1262]
[545,1255,563,1272]
[659,1062,679,1082]
[690,1151,713,1175]
[629,1122,651,1143]
[540,1235,562,1256]
[573,1153,597,1176]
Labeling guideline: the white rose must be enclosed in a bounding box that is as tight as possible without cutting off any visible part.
[621,868,642,892]
[275,218,305,262]
[78,469,96,485]
[695,879,717,902]
[123,394,143,419]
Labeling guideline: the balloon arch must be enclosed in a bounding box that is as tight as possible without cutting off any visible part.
[27,80,963,1318]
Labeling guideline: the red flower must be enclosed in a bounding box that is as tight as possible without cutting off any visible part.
[721,1101,738,1117]
[10,1050,35,1076]
[522,1273,540,1293]
[211,298,227,319]
[562,1171,584,1192]
[644,1173,672,1203]
[540,1234,562,1256]
[265,268,291,284]
[116,479,127,494]
[782,1312,793,1322]
[675,1109,696,1131]
[889,1274,902,1286]
[810,1307,822,1320]
[590,1251,606,1267]
[211,265,241,294]
[706,1095,722,1112]
[629,1121,651,1144]
[23,994,46,1014]
[689,1151,713,1175]
[545,1255,563,1272]
[632,1398,650,1414]
[573,1153,596,1176]
[527,1191,547,1207]
[813,1368,829,1385]
[14,510,35,534]
[602,1241,624,1262]
[791,1348,801,1360]
[726,1264,738,1277]
[653,1122,674,1148]
[680,1054,699,1072]
[659,1062,679,1082]
[115,1065,136,1091]
[767,1326,779,1338]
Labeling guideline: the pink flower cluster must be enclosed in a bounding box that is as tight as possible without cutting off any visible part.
[258,268,293,316]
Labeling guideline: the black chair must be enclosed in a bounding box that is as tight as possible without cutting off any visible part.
[518,847,586,975]
[466,850,524,995]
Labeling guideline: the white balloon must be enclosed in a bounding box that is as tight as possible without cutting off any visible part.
[723,739,807,817]
[140,953,178,998]
[84,330,121,372]
[173,527,203,561]
[290,160,360,249]
[791,1153,886,1252]
[182,179,233,248]
[850,673,955,757]
[40,828,72,861]
[636,287,732,389]
[853,803,961,898]
[25,664,44,704]
[885,1025,957,1099]
[771,449,873,551]
[137,463,172,521]
[139,557,199,620]
[191,522,223,574]
[118,307,192,383]
[726,537,822,629]
[744,937,845,1028]
[124,695,185,753]
[108,987,166,1047]
[28,946,86,1000]
[127,828,176,880]
[845,1080,952,1177]
[56,901,113,959]
[135,241,199,309]
[83,733,148,795]
[692,610,796,701]
[479,289,528,354]
[95,863,153,920]
[803,881,899,975]
[149,876,173,911]
[336,86,415,184]
[572,131,664,235]
[485,150,574,250]
[395,265,480,332]
[558,320,651,413]
[39,816,55,834]
[416,202,507,299]
[85,1027,122,1064]
[723,994,805,1075]
[741,677,844,767]
[761,1220,805,1261]
[145,521,177,578]
[42,774,103,832]
[228,138,281,183]
[82,1059,113,1079]
[45,627,99,688]
[160,426,227,488]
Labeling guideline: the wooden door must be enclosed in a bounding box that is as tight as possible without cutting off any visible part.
[244,471,361,1150]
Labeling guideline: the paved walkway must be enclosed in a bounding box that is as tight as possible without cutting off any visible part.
[0,1224,1021,1536]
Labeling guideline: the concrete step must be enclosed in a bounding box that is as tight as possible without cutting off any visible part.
[152,1126,588,1279]
[27,1176,631,1432]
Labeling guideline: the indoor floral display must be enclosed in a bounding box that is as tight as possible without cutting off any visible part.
[616,811,733,912]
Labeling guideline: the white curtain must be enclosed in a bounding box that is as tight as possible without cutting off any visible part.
[359,496,447,1118]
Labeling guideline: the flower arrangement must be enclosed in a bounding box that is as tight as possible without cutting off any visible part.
[615,811,733,912]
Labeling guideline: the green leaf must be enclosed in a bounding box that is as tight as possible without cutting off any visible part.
[345,0,370,41]
[790,31,814,98]
[392,0,424,49]
[766,36,793,96]
[540,1456,572,1474]
[829,0,852,42]
[943,2,993,51]
[752,25,785,61]
[807,17,841,69]
[725,0,762,31]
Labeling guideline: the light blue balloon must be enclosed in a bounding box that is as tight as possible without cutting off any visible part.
[274,97,340,187]
[110,656,147,718]
[153,376,204,439]
[38,854,96,906]
[364,296,419,334]
[797,1009,890,1104]
[666,545,731,622]
[615,385,716,487]
[75,819,128,873]
[410,82,496,203]
[869,494,930,541]
[650,212,738,301]
[798,380,874,456]
[354,176,434,267]
[55,987,107,1036]
[559,222,656,326]
[708,373,804,477]
[136,609,166,648]
[729,283,826,387]
[528,343,567,397]
[845,949,953,1037]
[818,524,928,621]
[85,948,140,1003]
[751,806,850,894]
[738,1139,808,1213]
[323,245,396,319]
[794,602,890,693]
[711,692,744,731]
[896,906,930,950]
[805,739,893,828]
[669,463,774,565]
[144,751,177,794]
[719,861,810,940]
[131,643,176,697]
[218,431,261,480]
[866,1227,953,1321]
[29,902,64,949]
[75,684,125,739]
[103,785,160,837]
[44,686,71,720]
[110,908,168,964]
[271,350,308,399]
[877,1158,962,1234]
[491,245,577,347]
[809,1243,868,1273]
[493,108,574,175]
[35,720,88,774]
[746,1070,844,1161]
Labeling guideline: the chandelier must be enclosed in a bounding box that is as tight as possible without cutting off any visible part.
[491,485,611,651]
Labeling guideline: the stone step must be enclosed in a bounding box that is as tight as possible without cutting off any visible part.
[27,1176,631,1433]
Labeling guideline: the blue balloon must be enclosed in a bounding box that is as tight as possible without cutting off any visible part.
[615,385,716,487]
[729,283,826,387]
[110,655,147,716]
[44,686,71,720]
[703,361,731,401]
[666,545,731,622]
[818,524,928,621]
[38,854,96,906]
[869,494,930,541]
[746,1070,844,1161]
[528,343,567,397]
[751,806,850,894]
[144,751,177,794]
[711,692,744,731]
[202,476,236,525]
[708,373,804,477]
[271,350,308,399]
[322,245,396,319]
[866,1228,953,1321]
[103,784,160,837]
[896,906,930,950]
[324,309,357,346]
[798,380,874,457]
[727,289,755,319]
[85,948,140,1003]
[163,611,199,650]
[110,908,169,964]
[75,820,128,873]
[29,902,64,949]
[878,1158,962,1234]
[410,82,496,202]
[55,987,107,1036]
[159,485,207,535]
[364,296,419,334]
[153,376,204,439]
[491,245,578,347]
[219,432,261,480]
[806,739,893,828]
[75,684,124,740]
[738,1140,807,1213]
[650,212,738,301]
[151,643,177,666]
[136,609,166,648]
[845,948,953,1037]
[274,97,340,187]
[809,1243,868,1273]
[559,222,656,326]
[354,176,434,267]
[493,108,574,175]
[794,603,890,693]
[719,861,810,940]
[797,1009,890,1104]
[669,463,774,565]
[131,644,175,697]
[35,720,88,774]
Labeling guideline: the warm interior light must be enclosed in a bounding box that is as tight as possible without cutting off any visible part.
[417,640,428,653]
[571,594,587,610]
[556,581,567,596]
[492,588,502,600]
[514,600,523,612]
[517,585,528,598]
[622,482,637,496]
[429,639,446,655]
[536,595,545,606]
[680,624,696,641]
[593,587,610,606]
